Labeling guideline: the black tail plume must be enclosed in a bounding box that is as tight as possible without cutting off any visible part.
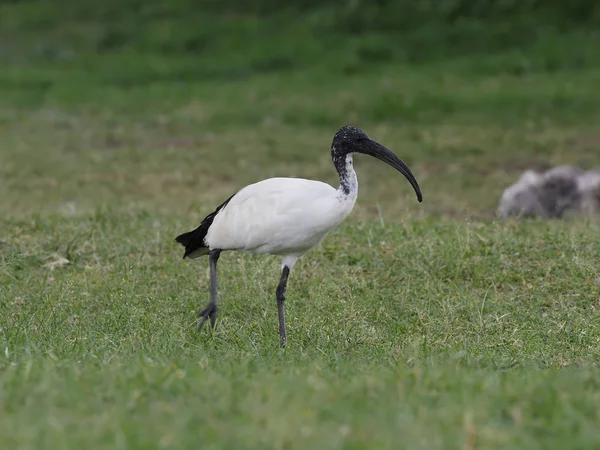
[175,194,235,259]
[175,230,195,247]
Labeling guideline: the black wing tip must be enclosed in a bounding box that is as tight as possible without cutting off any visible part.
[175,230,194,247]
[175,230,203,258]
[175,192,236,260]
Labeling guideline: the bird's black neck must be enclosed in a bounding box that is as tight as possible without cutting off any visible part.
[332,150,358,197]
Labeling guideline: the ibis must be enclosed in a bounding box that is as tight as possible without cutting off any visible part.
[175,125,422,347]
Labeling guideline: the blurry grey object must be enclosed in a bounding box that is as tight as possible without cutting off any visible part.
[497,170,546,218]
[498,165,600,219]
[537,165,583,218]
[578,167,600,216]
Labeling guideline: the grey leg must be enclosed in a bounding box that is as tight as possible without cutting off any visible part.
[276,266,290,348]
[198,249,221,330]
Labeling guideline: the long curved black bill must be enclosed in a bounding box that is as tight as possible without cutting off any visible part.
[361,140,423,202]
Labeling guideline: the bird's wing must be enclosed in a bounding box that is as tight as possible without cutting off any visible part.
[205,178,341,254]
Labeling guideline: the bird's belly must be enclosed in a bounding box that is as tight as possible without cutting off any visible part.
[251,229,331,256]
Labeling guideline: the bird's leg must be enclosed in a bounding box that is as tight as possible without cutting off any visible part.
[276,266,290,348]
[198,249,221,330]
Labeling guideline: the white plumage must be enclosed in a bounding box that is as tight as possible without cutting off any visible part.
[176,126,422,347]
[208,173,356,262]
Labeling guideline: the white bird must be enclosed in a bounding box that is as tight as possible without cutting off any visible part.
[176,125,422,347]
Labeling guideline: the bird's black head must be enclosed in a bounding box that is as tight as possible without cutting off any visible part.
[331,126,371,156]
[331,125,423,202]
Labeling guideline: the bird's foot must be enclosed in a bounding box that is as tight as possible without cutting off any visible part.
[198,302,218,330]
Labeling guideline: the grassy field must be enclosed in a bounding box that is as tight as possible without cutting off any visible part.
[2,2,600,448]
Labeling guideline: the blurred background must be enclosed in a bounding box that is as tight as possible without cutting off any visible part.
[1,0,599,219]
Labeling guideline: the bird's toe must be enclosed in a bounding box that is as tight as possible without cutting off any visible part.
[198,303,218,330]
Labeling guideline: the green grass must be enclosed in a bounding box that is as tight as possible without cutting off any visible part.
[2,215,600,448]
[2,2,600,448]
